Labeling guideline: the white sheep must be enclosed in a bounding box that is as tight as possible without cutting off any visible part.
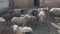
[12,9,22,17]
[0,17,5,22]
[11,25,23,34]
[11,25,19,31]
[11,14,30,26]
[37,8,46,23]
[12,25,33,34]
[50,8,60,17]
[22,27,33,33]
[26,14,38,28]
[17,26,33,34]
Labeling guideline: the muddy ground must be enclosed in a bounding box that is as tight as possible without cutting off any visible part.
[0,8,60,34]
[33,11,60,34]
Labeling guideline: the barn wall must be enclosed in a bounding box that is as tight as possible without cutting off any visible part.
[14,0,34,8]
[0,0,60,8]
[0,0,8,3]
[0,0,9,7]
[44,0,60,8]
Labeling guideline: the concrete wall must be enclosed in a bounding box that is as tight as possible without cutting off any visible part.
[44,0,60,8]
[14,0,34,8]
[0,0,8,3]
[1,0,60,8]
[0,0,34,8]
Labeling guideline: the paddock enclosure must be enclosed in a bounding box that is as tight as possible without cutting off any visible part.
[0,0,60,8]
[0,0,60,34]
[10,0,60,8]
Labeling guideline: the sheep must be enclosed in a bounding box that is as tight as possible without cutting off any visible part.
[12,9,22,17]
[22,27,33,32]
[22,27,33,34]
[11,14,30,26]
[50,8,60,17]
[12,9,26,17]
[1,9,26,21]
[49,8,60,21]
[11,25,22,33]
[11,25,33,34]
[28,9,38,16]
[11,25,25,34]
[0,17,5,22]
[26,14,38,28]
[1,10,13,21]
[37,8,46,23]
[15,26,33,34]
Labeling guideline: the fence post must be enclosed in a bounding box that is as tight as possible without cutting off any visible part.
[9,0,15,10]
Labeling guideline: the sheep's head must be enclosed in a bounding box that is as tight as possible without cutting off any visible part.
[24,14,30,20]
[11,25,19,31]
[11,17,18,23]
[28,9,38,16]
[31,9,38,16]
[37,8,46,22]
[22,27,33,33]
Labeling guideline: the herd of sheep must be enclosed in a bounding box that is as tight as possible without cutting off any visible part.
[0,7,60,34]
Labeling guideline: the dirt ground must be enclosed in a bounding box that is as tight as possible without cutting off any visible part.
[0,8,60,34]
[20,8,60,34]
[29,9,60,34]
[34,20,60,34]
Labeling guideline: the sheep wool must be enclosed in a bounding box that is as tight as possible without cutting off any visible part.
[0,17,5,22]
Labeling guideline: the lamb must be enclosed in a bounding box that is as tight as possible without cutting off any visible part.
[11,14,30,26]
[37,8,46,23]
[11,24,22,34]
[11,25,33,34]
